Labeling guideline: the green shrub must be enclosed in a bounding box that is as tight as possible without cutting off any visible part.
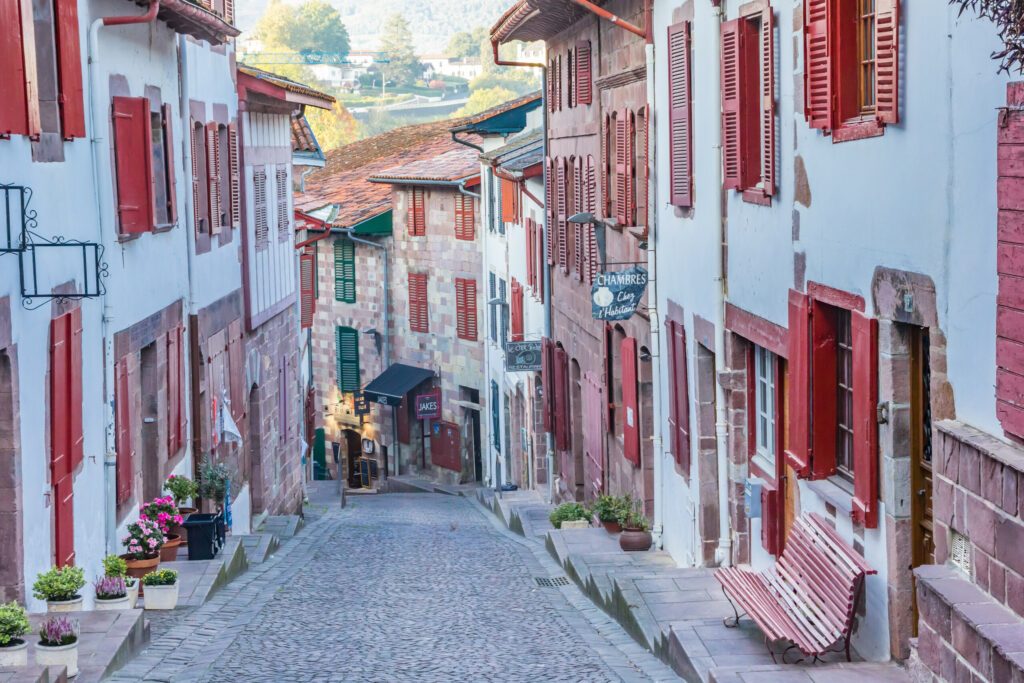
[592,495,630,522]
[141,569,178,587]
[0,602,29,646]
[549,502,590,529]
[32,566,85,602]
[163,475,199,507]
[102,554,127,579]
[619,496,650,531]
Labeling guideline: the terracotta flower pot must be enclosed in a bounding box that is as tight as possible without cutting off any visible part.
[169,508,196,543]
[619,529,652,552]
[121,553,160,581]
[35,641,78,677]
[159,534,183,562]
[601,519,622,534]
[0,640,28,667]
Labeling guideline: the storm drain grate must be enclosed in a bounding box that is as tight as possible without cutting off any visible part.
[534,576,571,588]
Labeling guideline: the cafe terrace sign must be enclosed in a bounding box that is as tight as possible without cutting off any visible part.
[591,266,649,321]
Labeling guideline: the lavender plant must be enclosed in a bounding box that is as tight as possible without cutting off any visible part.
[94,576,127,600]
[38,617,78,647]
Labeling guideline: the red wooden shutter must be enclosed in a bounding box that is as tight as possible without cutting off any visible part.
[555,55,562,111]
[228,323,244,422]
[548,58,556,113]
[112,96,154,234]
[761,7,777,196]
[224,0,234,23]
[554,346,570,451]
[300,250,316,329]
[851,311,879,528]
[721,20,743,190]
[69,308,83,471]
[573,156,583,280]
[409,273,429,332]
[50,316,70,482]
[408,188,426,236]
[0,0,30,137]
[54,477,75,567]
[510,280,524,342]
[804,0,834,130]
[161,105,178,223]
[615,113,628,225]
[576,41,592,105]
[567,48,575,108]
[874,0,899,124]
[621,336,640,466]
[176,327,186,447]
[601,115,610,218]
[626,111,636,226]
[545,157,555,265]
[585,155,597,283]
[115,359,133,504]
[667,320,690,473]
[455,194,475,240]
[206,123,222,235]
[639,107,649,230]
[166,328,180,455]
[54,0,85,139]
[604,325,615,432]
[455,278,478,341]
[785,290,812,477]
[191,121,203,232]
[526,217,535,290]
[542,337,554,433]
[228,122,241,227]
[809,302,837,479]
[501,179,516,223]
[556,158,568,272]
[761,482,780,554]
[668,22,693,207]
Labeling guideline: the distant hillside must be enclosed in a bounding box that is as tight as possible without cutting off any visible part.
[237,0,511,55]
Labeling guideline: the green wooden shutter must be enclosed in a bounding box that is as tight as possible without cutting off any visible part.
[334,239,356,303]
[335,326,360,392]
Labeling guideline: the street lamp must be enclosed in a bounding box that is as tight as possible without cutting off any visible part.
[569,212,618,271]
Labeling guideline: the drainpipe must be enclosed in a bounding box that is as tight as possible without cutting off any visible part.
[567,0,647,38]
[87,0,160,555]
[710,1,732,568]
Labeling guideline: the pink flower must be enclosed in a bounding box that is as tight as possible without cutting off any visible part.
[147,538,157,548]
[139,514,149,521]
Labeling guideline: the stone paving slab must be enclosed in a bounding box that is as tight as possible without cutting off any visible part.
[0,666,65,683]
[708,662,911,683]
[259,514,303,538]
[154,536,247,609]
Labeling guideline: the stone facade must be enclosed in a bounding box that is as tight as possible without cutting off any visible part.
[0,296,23,602]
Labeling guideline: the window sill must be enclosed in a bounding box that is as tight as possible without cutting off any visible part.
[741,189,772,206]
[832,118,884,144]
[153,223,176,234]
[749,454,776,485]
[805,476,854,516]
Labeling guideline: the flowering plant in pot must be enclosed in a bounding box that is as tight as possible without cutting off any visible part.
[121,518,165,582]
[103,554,138,608]
[141,569,179,610]
[141,496,184,561]
[592,495,627,533]
[32,566,86,612]
[93,576,129,611]
[549,502,591,529]
[0,602,30,667]
[163,475,199,512]
[36,616,79,677]
[617,498,652,552]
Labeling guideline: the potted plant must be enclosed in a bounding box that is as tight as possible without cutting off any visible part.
[199,459,230,546]
[102,554,137,608]
[163,475,199,542]
[141,569,179,610]
[618,498,653,552]
[32,566,85,613]
[0,602,30,667]
[549,502,591,529]
[592,495,625,533]
[93,576,129,611]
[35,616,78,678]
[120,518,165,582]
[140,496,184,562]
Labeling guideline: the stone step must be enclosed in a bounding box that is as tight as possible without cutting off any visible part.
[260,514,303,538]
[0,665,66,683]
[708,662,911,682]
[156,536,248,608]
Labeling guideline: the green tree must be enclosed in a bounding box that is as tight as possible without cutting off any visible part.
[254,0,300,50]
[378,13,421,86]
[454,87,516,117]
[446,27,488,59]
[305,101,363,151]
[254,0,349,60]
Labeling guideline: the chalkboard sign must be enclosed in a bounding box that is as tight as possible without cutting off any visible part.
[354,392,370,416]
[358,459,371,488]
[368,459,379,480]
[505,341,542,372]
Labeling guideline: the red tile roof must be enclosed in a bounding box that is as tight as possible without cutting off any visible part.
[491,0,608,44]
[238,65,335,106]
[369,147,480,185]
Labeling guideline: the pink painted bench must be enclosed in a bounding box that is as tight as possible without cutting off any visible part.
[715,512,876,662]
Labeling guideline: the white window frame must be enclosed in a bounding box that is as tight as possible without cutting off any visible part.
[753,345,776,473]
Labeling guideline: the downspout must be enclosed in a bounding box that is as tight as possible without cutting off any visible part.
[87,0,160,554]
[452,130,483,153]
[710,1,731,567]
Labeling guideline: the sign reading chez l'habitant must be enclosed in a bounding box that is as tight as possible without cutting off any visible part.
[591,266,649,321]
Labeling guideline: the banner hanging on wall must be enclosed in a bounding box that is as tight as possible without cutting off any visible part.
[591,266,649,321]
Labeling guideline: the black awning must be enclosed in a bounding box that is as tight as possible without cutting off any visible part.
[363,363,435,407]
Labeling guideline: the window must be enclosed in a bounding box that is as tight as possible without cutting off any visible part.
[50,308,82,567]
[499,277,508,348]
[299,250,316,329]
[491,380,501,450]
[408,272,429,333]
[113,97,155,234]
[567,47,575,109]
[500,178,518,224]
[572,157,583,280]
[455,193,476,240]
[526,217,536,292]
[753,346,777,470]
[166,325,186,456]
[835,311,854,484]
[488,272,497,342]
[335,326,360,392]
[253,167,268,249]
[276,165,289,241]
[545,157,557,266]
[721,6,776,199]
[192,121,210,234]
[334,238,356,303]
[510,279,524,342]
[666,319,690,473]
[227,124,240,228]
[455,277,478,341]
[217,125,231,230]
[115,358,133,505]
[408,188,426,236]
[575,41,592,106]
[668,21,693,207]
[205,123,222,235]
[608,109,636,227]
[803,0,899,139]
[556,158,568,273]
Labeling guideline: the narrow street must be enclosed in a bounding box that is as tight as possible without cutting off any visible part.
[111,491,678,683]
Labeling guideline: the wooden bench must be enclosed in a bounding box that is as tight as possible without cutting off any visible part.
[715,512,876,663]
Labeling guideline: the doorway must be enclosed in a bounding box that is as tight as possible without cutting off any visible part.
[140,342,161,501]
[460,386,482,482]
[343,429,362,488]
[570,359,584,500]
[910,326,934,634]
[248,386,263,513]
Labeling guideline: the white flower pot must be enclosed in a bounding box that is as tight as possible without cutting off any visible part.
[143,582,179,610]
[126,580,139,608]
[35,641,78,677]
[0,640,28,667]
[94,595,130,611]
[46,597,82,613]
[561,520,590,529]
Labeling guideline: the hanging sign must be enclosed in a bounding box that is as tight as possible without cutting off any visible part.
[415,389,441,420]
[591,266,649,321]
[354,392,370,416]
[505,341,543,372]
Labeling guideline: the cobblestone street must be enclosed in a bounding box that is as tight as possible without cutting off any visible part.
[111,491,678,682]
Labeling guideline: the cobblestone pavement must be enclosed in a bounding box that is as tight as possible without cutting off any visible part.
[110,492,678,682]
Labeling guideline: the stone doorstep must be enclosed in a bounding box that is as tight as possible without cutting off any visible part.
[707,662,911,683]
[0,666,66,683]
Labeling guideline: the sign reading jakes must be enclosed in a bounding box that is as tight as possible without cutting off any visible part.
[415,389,441,420]
[591,266,649,321]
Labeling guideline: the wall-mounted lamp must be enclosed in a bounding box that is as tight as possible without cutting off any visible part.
[569,212,617,270]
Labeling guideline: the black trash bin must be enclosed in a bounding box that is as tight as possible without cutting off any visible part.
[182,513,219,560]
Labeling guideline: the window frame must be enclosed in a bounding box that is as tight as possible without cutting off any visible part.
[752,345,778,477]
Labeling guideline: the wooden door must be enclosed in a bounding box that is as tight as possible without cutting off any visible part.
[910,327,934,634]
[780,358,797,547]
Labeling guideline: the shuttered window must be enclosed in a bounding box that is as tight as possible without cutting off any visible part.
[510,279,524,342]
[206,122,222,235]
[408,188,426,236]
[614,110,636,227]
[50,308,82,567]
[335,326,360,392]
[545,157,557,266]
[488,272,497,342]
[668,22,693,208]
[573,157,583,280]
[228,123,241,228]
[115,358,133,505]
[666,319,690,474]
[254,167,268,249]
[166,325,186,456]
[492,380,501,450]
[0,0,31,138]
[156,104,177,226]
[541,338,554,433]
[525,217,536,292]
[334,238,356,303]
[192,121,209,235]
[409,272,429,333]
[575,41,592,105]
[54,0,85,138]
[553,346,569,451]
[556,158,568,273]
[621,336,640,466]
[300,250,316,329]
[455,277,478,341]
[500,178,518,223]
[455,193,475,240]
[499,278,508,348]
[276,165,289,241]
[804,0,899,137]
[113,97,155,235]
[216,125,231,231]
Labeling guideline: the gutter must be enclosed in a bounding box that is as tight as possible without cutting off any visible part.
[451,130,483,153]
[367,177,479,188]
[87,0,160,556]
